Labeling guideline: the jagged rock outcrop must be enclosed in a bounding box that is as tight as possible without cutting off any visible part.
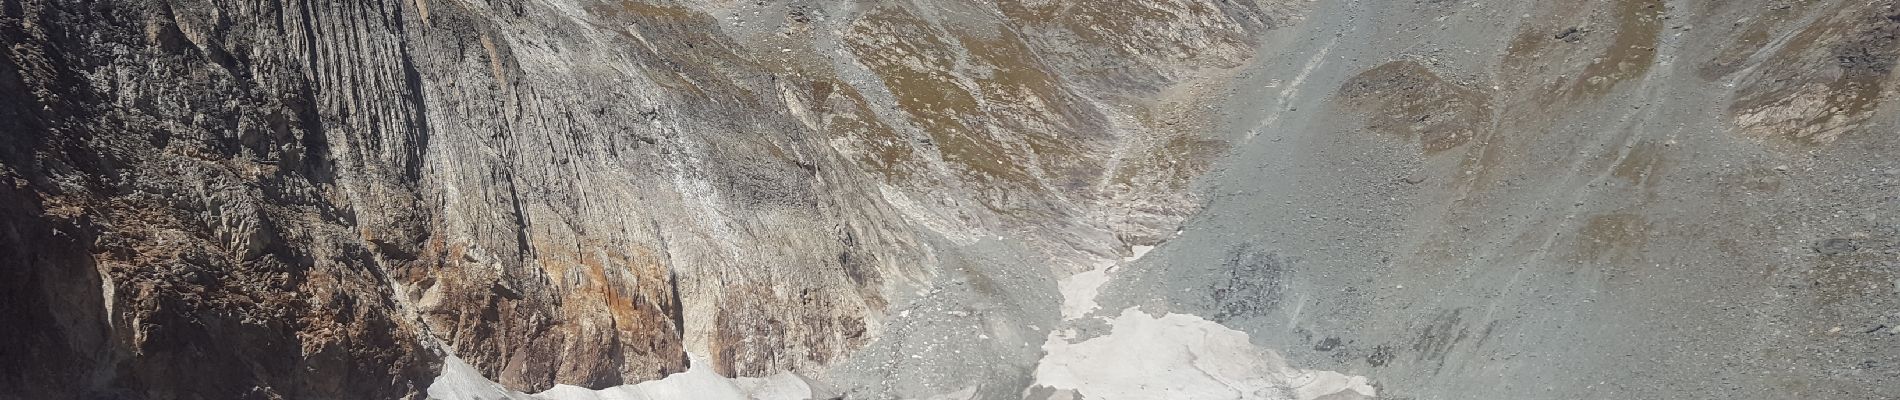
[1,0,1292,397]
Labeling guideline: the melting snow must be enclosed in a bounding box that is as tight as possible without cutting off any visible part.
[1058,267,1114,320]
[1059,245,1157,320]
[1034,308,1376,400]
[427,354,811,400]
[1043,243,1375,399]
[1126,245,1155,261]
[432,243,1371,400]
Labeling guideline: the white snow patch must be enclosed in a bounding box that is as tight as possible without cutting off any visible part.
[1058,267,1114,320]
[428,355,532,400]
[1033,308,1376,400]
[1125,245,1155,262]
[911,386,978,400]
[729,375,814,400]
[1058,245,1158,320]
[426,354,812,400]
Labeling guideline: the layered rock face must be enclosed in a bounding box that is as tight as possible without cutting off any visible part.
[3,0,1898,399]
[0,0,1288,398]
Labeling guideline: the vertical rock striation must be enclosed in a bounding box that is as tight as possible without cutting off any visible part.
[0,0,1294,397]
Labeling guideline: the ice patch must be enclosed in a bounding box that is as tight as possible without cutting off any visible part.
[426,354,811,400]
[1033,308,1376,400]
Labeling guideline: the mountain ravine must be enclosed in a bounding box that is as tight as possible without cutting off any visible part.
[1,0,1896,399]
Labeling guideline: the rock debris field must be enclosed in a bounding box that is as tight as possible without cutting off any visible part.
[1,0,1897,399]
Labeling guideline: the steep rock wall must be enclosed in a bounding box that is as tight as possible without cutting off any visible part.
[0,0,1294,397]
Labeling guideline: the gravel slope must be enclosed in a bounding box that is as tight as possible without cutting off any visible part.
[3,0,1896,399]
[1102,0,1900,399]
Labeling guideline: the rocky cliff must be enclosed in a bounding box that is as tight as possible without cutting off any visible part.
[2,0,1897,399]
[1,0,1287,398]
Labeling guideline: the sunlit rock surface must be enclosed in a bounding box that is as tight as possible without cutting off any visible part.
[2,0,1897,398]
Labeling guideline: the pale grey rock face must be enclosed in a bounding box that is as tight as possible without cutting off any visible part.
[383,0,1286,392]
[3,0,1899,399]
[0,0,1285,398]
